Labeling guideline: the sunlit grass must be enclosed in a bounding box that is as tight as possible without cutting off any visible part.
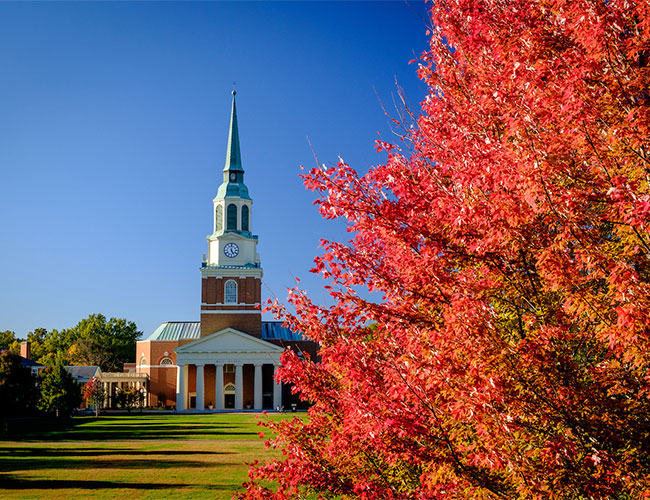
[0,413,299,500]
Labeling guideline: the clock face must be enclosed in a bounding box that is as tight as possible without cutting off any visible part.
[223,242,239,258]
[229,172,236,181]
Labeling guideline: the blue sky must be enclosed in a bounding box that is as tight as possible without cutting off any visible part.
[0,1,430,338]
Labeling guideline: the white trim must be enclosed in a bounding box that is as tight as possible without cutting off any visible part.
[200,309,261,315]
[175,327,284,354]
[224,279,238,304]
[174,327,285,366]
[201,302,260,307]
[200,267,263,279]
[137,364,177,368]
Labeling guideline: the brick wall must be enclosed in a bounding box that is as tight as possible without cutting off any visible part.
[200,312,262,337]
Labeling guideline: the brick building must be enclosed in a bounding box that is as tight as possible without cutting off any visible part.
[134,92,317,411]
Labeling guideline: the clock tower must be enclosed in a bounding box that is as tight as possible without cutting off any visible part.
[200,91,263,337]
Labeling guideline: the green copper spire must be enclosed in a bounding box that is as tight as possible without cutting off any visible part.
[216,90,251,200]
[224,90,244,173]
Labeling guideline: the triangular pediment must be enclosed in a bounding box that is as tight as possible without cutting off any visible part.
[175,327,284,354]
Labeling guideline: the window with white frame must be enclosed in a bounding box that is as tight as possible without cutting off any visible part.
[140,356,147,366]
[224,280,237,304]
[224,364,235,373]
[160,357,173,366]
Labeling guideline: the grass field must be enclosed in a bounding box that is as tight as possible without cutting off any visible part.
[0,413,294,500]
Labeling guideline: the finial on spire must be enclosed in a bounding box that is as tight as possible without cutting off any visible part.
[232,82,236,96]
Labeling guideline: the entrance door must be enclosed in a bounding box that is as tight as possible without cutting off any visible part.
[224,382,235,409]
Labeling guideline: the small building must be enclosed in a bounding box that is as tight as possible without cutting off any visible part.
[13,341,44,376]
[65,365,101,385]
[99,371,149,409]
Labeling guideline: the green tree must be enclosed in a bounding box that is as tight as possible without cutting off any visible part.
[115,386,145,412]
[67,314,141,371]
[25,328,50,363]
[37,329,74,367]
[0,330,18,351]
[27,316,141,371]
[38,364,82,418]
[0,351,38,421]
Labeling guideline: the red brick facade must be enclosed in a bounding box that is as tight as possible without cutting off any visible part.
[135,340,180,407]
[200,313,262,338]
[200,275,262,337]
[201,276,261,305]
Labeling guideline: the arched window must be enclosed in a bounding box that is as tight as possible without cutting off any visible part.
[224,383,235,393]
[160,357,173,366]
[225,280,237,304]
[215,205,223,232]
[140,356,147,366]
[227,204,237,230]
[241,205,249,232]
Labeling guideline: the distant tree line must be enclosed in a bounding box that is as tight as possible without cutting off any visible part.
[0,314,141,429]
[0,313,141,372]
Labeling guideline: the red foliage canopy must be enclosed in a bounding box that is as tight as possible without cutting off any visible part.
[239,1,650,498]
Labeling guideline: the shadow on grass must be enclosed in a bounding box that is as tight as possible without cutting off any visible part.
[0,476,237,491]
[0,456,244,471]
[4,417,262,442]
[30,427,259,441]
[0,448,229,457]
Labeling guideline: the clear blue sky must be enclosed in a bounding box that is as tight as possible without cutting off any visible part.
[0,1,430,339]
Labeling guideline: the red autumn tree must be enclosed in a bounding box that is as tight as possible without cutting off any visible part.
[239,1,650,498]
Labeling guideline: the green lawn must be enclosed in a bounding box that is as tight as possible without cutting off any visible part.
[0,413,295,500]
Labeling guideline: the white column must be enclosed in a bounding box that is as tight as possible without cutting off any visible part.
[196,364,205,411]
[235,363,244,410]
[215,364,224,410]
[176,363,186,411]
[254,364,263,410]
[273,364,282,410]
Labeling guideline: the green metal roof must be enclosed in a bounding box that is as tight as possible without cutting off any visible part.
[145,322,201,341]
[216,90,251,200]
[216,179,251,200]
[261,322,305,341]
[223,91,244,173]
[143,321,304,342]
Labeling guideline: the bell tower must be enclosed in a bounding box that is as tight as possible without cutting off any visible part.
[200,91,263,337]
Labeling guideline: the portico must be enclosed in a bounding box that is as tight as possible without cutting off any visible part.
[174,327,284,411]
